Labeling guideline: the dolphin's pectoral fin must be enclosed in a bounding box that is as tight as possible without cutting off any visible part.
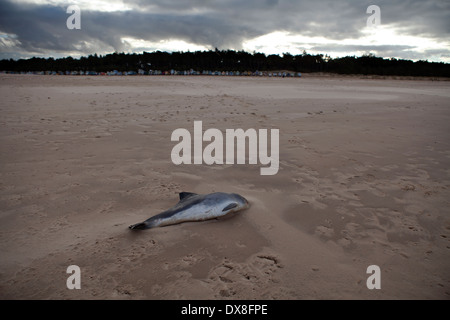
[222,202,238,212]
[179,192,198,201]
[129,222,147,230]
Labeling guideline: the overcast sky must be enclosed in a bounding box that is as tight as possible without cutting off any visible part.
[1,0,449,62]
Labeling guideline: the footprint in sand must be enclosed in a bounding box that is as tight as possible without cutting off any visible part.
[206,252,289,299]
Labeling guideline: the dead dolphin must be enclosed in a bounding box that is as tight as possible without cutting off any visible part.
[129,192,249,230]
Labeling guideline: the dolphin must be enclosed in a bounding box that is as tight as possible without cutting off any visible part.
[129,192,250,230]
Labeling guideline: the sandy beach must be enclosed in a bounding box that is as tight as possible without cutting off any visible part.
[0,74,449,299]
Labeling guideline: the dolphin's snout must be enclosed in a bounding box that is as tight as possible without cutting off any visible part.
[242,196,250,208]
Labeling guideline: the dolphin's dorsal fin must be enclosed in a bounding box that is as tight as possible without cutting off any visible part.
[179,192,198,201]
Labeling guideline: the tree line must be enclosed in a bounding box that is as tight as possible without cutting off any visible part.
[1,49,449,77]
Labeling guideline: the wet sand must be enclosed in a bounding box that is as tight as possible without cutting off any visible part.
[0,74,449,299]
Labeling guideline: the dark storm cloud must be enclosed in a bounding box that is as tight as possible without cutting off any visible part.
[0,1,69,53]
[371,0,450,38]
[0,0,449,60]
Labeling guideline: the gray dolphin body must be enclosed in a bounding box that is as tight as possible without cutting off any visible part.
[129,192,249,230]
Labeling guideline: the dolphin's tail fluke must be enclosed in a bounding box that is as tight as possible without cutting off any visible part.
[129,216,160,230]
[128,222,148,230]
